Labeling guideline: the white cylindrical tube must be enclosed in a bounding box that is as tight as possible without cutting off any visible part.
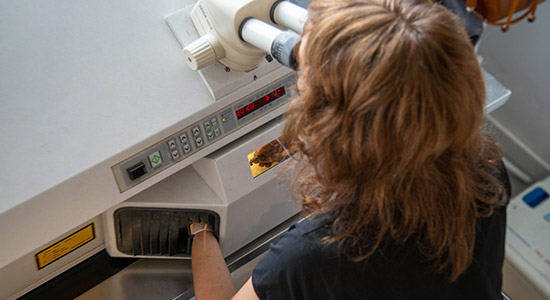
[241,18,301,70]
[271,1,308,34]
[240,18,282,55]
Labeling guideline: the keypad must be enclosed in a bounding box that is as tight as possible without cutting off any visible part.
[204,115,222,143]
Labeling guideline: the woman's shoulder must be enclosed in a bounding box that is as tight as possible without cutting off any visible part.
[253,214,336,274]
[293,214,333,236]
[270,214,334,256]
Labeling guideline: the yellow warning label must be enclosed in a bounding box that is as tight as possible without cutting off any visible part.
[35,223,95,270]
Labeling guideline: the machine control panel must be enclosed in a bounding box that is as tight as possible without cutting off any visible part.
[505,176,550,298]
[112,73,296,192]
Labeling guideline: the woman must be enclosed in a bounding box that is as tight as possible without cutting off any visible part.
[190,0,510,298]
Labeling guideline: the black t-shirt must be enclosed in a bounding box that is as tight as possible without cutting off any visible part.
[253,172,510,300]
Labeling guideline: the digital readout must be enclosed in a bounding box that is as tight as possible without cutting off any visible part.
[235,87,286,120]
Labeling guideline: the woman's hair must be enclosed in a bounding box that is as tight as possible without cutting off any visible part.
[281,0,506,282]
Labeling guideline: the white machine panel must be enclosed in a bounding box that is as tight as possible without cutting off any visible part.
[505,176,550,299]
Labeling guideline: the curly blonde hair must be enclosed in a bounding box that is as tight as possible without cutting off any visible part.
[281,0,506,282]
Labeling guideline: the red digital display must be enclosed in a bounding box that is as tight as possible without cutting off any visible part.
[236,86,286,120]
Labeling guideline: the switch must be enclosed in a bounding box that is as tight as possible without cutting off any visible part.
[127,162,147,181]
[148,151,163,168]
[192,126,201,137]
[196,137,204,147]
[523,187,549,208]
[180,133,188,143]
[171,149,180,160]
[183,144,191,154]
[167,139,177,149]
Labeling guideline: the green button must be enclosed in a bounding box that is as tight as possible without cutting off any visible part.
[148,151,163,168]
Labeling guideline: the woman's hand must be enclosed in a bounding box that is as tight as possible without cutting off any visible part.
[190,224,260,300]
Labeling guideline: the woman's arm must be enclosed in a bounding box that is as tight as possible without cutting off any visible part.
[191,230,235,299]
[191,230,260,300]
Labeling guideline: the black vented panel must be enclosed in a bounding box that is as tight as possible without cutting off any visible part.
[113,207,219,257]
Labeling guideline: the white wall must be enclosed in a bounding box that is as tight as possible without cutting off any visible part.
[478,3,550,184]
